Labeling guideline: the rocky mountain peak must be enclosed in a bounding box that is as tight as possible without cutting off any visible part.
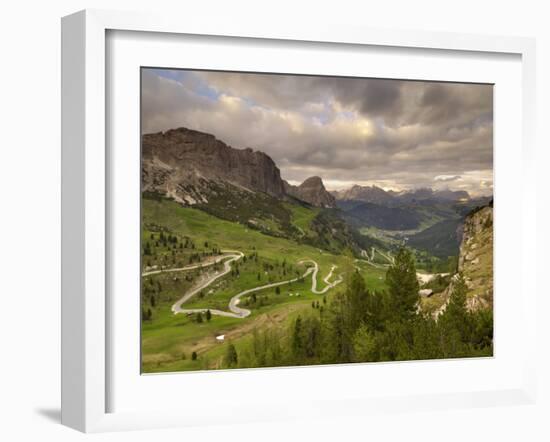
[299,176,324,189]
[141,127,286,204]
[284,176,336,208]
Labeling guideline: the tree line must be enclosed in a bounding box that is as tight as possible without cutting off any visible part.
[223,248,493,369]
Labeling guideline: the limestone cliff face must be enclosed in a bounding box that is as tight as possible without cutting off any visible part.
[434,203,493,316]
[284,176,336,208]
[142,127,286,204]
[458,204,493,311]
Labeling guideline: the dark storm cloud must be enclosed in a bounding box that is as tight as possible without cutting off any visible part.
[198,74,405,124]
[141,69,493,196]
[358,79,402,115]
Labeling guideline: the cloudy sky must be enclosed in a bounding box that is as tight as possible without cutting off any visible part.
[141,68,493,196]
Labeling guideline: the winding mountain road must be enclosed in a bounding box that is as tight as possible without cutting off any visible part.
[169,251,244,314]
[299,260,343,294]
[143,252,344,319]
[359,248,393,268]
[142,253,238,277]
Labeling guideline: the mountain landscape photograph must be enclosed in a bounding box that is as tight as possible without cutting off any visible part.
[140,68,494,373]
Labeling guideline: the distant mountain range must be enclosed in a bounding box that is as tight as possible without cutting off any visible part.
[331,185,396,205]
[142,127,478,210]
[331,184,471,205]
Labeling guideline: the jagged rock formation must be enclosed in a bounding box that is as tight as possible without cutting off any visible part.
[458,204,493,311]
[142,127,337,209]
[142,127,286,205]
[284,176,336,208]
[434,203,493,317]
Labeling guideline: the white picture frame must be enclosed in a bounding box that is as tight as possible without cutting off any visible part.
[61,9,537,433]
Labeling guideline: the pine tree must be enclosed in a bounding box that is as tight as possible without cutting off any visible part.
[410,316,440,360]
[385,248,420,322]
[442,274,469,329]
[291,316,305,362]
[346,271,369,330]
[470,308,493,354]
[352,324,377,362]
[438,273,472,357]
[224,343,238,367]
[206,309,212,321]
[303,316,322,358]
[322,292,354,364]
[143,242,151,256]
[364,290,387,333]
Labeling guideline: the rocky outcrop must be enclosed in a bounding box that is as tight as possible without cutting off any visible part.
[142,127,286,204]
[458,204,493,311]
[434,203,493,317]
[285,176,336,208]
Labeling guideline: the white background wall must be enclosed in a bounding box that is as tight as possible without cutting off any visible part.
[0,1,548,441]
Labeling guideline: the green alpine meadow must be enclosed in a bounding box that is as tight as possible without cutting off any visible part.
[140,69,494,373]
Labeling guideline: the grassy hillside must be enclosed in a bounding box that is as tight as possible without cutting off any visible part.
[146,188,376,258]
[406,218,463,259]
[141,197,388,373]
[341,201,424,230]
[190,183,297,237]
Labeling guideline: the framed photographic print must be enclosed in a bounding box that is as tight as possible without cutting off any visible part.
[61,9,537,432]
[139,68,494,374]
